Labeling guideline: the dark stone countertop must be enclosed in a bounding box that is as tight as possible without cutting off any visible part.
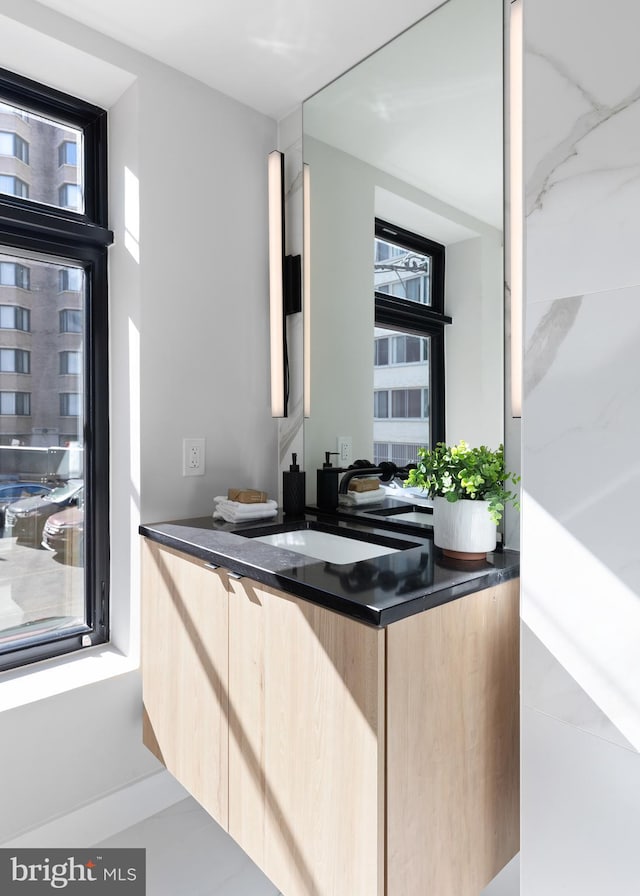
[139,512,519,628]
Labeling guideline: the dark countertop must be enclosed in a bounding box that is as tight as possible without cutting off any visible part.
[140,512,519,628]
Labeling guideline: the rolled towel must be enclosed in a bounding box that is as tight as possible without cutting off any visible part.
[213,496,278,523]
[338,488,385,507]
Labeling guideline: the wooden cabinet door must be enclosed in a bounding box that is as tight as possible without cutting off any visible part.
[141,540,230,829]
[386,579,520,896]
[228,577,386,896]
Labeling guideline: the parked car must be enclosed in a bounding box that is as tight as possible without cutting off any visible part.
[42,505,84,565]
[4,479,83,546]
[0,481,52,529]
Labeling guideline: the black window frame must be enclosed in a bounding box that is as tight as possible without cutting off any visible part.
[0,66,112,672]
[375,218,450,447]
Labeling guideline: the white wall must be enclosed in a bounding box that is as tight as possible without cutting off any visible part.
[0,0,276,843]
[445,233,503,447]
[521,0,640,889]
[304,138,375,500]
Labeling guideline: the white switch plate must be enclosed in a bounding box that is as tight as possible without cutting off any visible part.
[183,437,205,476]
[337,435,352,465]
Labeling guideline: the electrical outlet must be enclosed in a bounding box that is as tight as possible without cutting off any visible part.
[183,437,205,477]
[337,435,352,466]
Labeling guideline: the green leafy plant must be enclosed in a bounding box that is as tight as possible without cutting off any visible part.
[405,441,520,524]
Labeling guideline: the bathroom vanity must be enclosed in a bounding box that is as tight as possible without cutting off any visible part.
[140,515,519,896]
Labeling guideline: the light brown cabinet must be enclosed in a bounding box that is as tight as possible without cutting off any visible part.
[142,538,519,896]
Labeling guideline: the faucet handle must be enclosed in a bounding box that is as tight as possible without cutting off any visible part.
[323,451,340,468]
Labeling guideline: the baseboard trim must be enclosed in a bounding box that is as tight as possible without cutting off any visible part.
[0,770,187,848]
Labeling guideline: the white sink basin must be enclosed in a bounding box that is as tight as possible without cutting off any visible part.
[253,528,400,564]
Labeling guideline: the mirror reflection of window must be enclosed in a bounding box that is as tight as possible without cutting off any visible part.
[373,219,447,465]
[374,236,431,305]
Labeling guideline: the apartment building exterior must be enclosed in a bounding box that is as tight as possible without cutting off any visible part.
[0,101,83,453]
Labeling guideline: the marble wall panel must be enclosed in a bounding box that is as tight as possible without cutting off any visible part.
[522,623,634,751]
[525,0,640,305]
[522,706,640,895]
[522,282,640,748]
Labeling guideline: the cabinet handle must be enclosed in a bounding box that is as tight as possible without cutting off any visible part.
[228,572,243,580]
[204,562,219,571]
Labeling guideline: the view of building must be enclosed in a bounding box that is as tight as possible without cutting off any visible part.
[0,101,84,451]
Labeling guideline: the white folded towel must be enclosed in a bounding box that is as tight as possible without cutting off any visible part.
[213,496,278,523]
[338,487,385,507]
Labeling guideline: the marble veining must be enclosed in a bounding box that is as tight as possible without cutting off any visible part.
[526,43,640,219]
[525,0,640,303]
[524,293,582,397]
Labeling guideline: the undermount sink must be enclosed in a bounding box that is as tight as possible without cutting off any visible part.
[243,521,417,565]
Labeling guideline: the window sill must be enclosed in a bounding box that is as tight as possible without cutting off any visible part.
[0,644,139,713]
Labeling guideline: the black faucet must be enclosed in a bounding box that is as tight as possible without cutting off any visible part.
[338,460,414,494]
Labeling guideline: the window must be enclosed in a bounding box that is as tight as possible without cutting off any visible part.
[59,267,83,291]
[60,350,81,374]
[58,183,81,210]
[0,174,28,199]
[0,68,111,671]
[373,390,389,418]
[373,219,449,460]
[0,261,29,288]
[0,391,30,414]
[60,308,83,332]
[374,336,389,367]
[374,334,428,367]
[374,388,429,419]
[0,131,29,163]
[0,304,30,330]
[374,232,432,306]
[374,442,424,466]
[60,392,82,416]
[58,140,78,166]
[0,348,30,372]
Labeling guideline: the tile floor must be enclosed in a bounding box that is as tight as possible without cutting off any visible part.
[97,796,519,895]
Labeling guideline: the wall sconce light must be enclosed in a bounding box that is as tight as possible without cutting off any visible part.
[268,150,301,418]
[509,0,523,418]
[303,163,311,418]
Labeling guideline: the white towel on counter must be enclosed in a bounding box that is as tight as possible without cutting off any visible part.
[338,487,385,507]
[213,496,278,523]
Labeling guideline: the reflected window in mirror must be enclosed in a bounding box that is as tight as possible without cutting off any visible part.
[373,220,449,465]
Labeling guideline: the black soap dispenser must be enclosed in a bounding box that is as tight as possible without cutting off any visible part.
[283,453,306,516]
[316,451,340,512]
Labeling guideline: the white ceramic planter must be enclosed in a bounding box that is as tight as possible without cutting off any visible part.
[432,496,497,559]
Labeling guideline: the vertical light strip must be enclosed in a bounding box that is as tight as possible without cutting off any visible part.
[510,0,523,417]
[303,163,311,417]
[268,150,285,417]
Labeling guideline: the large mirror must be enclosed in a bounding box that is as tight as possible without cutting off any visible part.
[303,0,504,500]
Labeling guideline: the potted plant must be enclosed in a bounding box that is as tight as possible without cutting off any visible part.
[405,441,520,559]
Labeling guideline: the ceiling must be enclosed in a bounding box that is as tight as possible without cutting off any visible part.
[33,0,444,120]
